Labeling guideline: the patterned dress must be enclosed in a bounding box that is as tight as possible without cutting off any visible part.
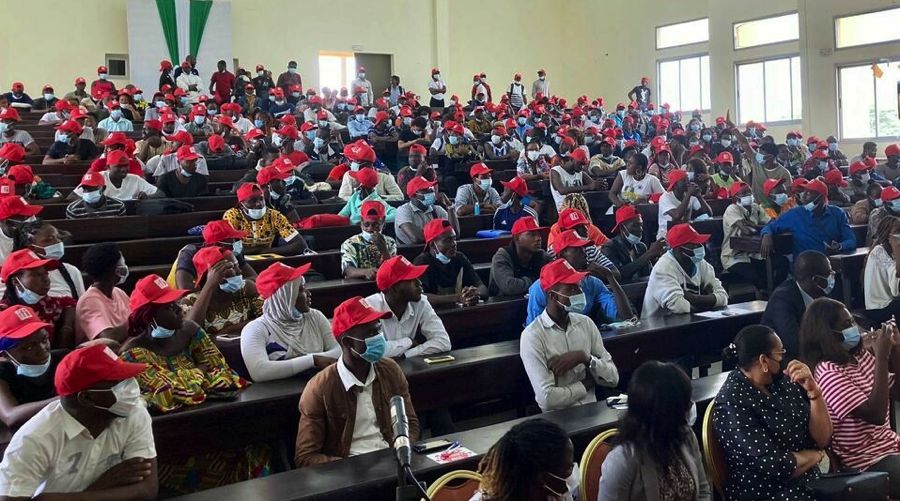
[179,284,263,336]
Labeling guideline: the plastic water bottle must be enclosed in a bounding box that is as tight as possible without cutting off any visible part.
[474,202,481,216]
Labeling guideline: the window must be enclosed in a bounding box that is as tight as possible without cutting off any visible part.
[656,18,709,49]
[733,13,799,49]
[839,60,900,139]
[318,52,355,93]
[736,56,801,123]
[105,54,128,79]
[836,8,900,49]
[657,55,710,112]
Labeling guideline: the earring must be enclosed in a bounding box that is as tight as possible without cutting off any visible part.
[763,366,768,373]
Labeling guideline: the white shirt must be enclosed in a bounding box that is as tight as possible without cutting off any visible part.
[150,153,210,177]
[721,202,769,270]
[657,191,701,239]
[176,73,204,103]
[641,251,728,319]
[337,171,404,202]
[865,245,900,310]
[233,116,254,134]
[49,263,86,298]
[72,171,158,200]
[336,357,389,455]
[550,166,584,210]
[240,309,341,382]
[0,398,156,498]
[428,78,446,101]
[97,117,134,132]
[364,292,451,358]
[520,311,619,412]
[618,170,664,205]
[350,78,374,107]
[0,229,13,262]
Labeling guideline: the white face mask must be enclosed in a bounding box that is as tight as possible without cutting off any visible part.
[527,151,540,161]
[88,378,142,417]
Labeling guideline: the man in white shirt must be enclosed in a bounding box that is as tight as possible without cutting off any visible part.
[427,68,447,108]
[97,103,133,133]
[0,341,157,499]
[365,256,451,359]
[336,141,403,202]
[520,259,619,412]
[350,67,373,107]
[176,61,204,104]
[657,168,712,239]
[72,150,160,201]
[531,69,549,99]
[642,223,728,319]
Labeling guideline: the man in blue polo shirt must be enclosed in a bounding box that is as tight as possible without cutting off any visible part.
[760,178,856,258]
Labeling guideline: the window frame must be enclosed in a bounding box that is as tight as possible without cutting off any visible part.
[317,50,356,93]
[833,6,900,51]
[734,53,803,126]
[836,57,900,140]
[656,52,711,113]
[732,11,800,51]
[105,53,129,79]
[655,17,710,50]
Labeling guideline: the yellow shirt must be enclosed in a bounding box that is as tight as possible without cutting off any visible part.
[223,207,299,249]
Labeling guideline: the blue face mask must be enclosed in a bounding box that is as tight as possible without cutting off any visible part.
[773,193,789,205]
[624,230,642,245]
[889,200,900,212]
[422,192,436,207]
[219,275,244,293]
[349,333,387,363]
[435,251,451,264]
[81,190,102,204]
[701,134,712,142]
[555,291,587,313]
[360,230,374,242]
[231,240,243,255]
[803,200,818,212]
[755,152,765,165]
[306,131,317,140]
[151,321,176,339]
[254,119,264,128]
[683,246,706,264]
[839,325,860,350]
[815,273,835,294]
[291,307,304,320]
[7,352,50,378]
[828,142,838,152]
[15,279,43,305]
[180,168,193,177]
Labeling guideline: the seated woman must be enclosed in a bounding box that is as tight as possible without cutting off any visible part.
[240,262,340,382]
[0,249,76,349]
[179,247,262,337]
[413,218,487,307]
[863,215,900,323]
[223,182,309,256]
[341,200,397,280]
[120,274,247,413]
[0,305,64,428]
[714,324,831,501]
[23,222,84,300]
[802,297,900,497]
[599,360,710,500]
[608,153,664,208]
[473,418,580,500]
[75,242,130,344]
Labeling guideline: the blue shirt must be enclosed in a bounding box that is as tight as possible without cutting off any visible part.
[525,275,618,326]
[493,203,538,231]
[347,117,374,138]
[2,92,32,106]
[760,204,856,257]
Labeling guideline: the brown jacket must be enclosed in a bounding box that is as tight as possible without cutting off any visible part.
[294,358,419,467]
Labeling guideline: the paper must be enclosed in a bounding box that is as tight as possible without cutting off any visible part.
[694,309,739,318]
[426,446,477,465]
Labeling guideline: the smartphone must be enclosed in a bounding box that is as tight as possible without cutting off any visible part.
[413,439,454,454]
[423,355,455,364]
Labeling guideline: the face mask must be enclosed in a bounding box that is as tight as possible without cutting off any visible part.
[268,96,276,102]
[818,161,827,171]
[7,351,51,378]
[254,119,264,128]
[54,131,69,143]
[702,134,712,142]
[43,93,55,101]
[245,206,267,220]
[99,73,108,80]
[828,142,838,152]
[555,291,587,313]
[271,135,284,147]
[803,200,817,212]
[773,193,789,205]
[787,138,798,147]
[690,124,700,132]
[815,273,835,294]
[740,195,753,207]
[479,179,492,190]
[14,278,43,305]
[890,200,900,212]
[755,152,765,165]
[150,320,176,339]
[539,76,545,81]
[683,246,705,264]
[313,137,325,148]
[840,325,861,350]
[193,116,205,125]
[349,333,387,363]
[534,118,542,124]
[354,113,366,121]
[288,67,297,74]
[133,94,143,102]
[116,265,129,285]
[155,100,166,109]
[435,251,451,264]
[0,123,8,134]
[257,71,264,77]
[422,192,436,207]
[617,110,625,117]
[360,230,374,242]
[269,190,281,200]
[624,230,642,245]
[448,136,460,145]
[219,274,244,293]
[517,117,527,125]
[527,151,540,161]
[305,131,317,141]
[39,242,64,260]
[359,73,366,79]
[490,135,502,145]
[720,139,731,148]
[110,109,122,120]
[81,190,102,204]
[180,97,189,105]
[584,135,594,145]
[873,198,884,208]
[89,378,142,417]
[180,168,193,178]
[686,400,697,426]
[687,172,696,182]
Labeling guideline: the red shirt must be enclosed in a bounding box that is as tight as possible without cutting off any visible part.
[210,70,235,101]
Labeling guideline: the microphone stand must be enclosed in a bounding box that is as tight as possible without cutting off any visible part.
[396,463,430,501]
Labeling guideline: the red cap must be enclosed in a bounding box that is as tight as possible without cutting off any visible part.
[106,150,131,167]
[101,132,129,147]
[511,216,547,236]
[79,172,105,188]
[332,296,392,338]
[501,176,528,197]
[539,259,588,292]
[207,134,225,153]
[469,162,492,177]
[360,200,386,221]
[0,108,21,122]
[406,176,437,198]
[409,143,427,155]
[728,181,750,197]
[612,205,641,233]
[789,177,808,195]
[849,160,873,176]
[276,125,299,139]
[0,196,43,221]
[666,223,710,249]
[803,179,829,200]
[75,77,86,85]
[344,141,376,163]
[202,220,246,244]
[0,143,26,163]
[159,60,173,71]
[349,167,379,189]
[1,249,58,283]
[763,178,786,196]
[0,305,51,342]
[7,164,33,185]
[885,144,900,157]
[129,274,188,312]
[54,344,147,397]
[554,229,591,254]
[176,145,200,162]
[715,152,734,165]
[56,119,83,135]
[256,165,291,186]
[244,129,265,141]
[236,182,263,202]
[558,208,589,230]
[376,256,428,291]
[811,149,828,160]
[823,168,848,188]
[568,148,589,166]
[882,186,900,202]
[667,169,689,190]
[256,262,312,299]
[191,246,234,286]
[97,65,108,74]
[423,218,454,246]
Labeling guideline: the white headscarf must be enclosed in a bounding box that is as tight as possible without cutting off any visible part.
[257,276,321,360]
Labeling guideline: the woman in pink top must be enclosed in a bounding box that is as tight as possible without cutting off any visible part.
[801,297,900,498]
[74,243,130,344]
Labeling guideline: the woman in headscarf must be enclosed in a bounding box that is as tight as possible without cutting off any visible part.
[240,262,339,382]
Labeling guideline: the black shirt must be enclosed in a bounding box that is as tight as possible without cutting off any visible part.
[157,171,209,198]
[0,349,67,404]
[412,251,483,295]
[600,234,652,283]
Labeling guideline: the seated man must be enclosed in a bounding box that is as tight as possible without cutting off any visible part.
[365,256,451,359]
[66,172,126,219]
[601,205,665,283]
[413,218,488,307]
[722,181,788,290]
[256,164,300,223]
[588,137,626,176]
[526,230,633,325]
[547,207,617,277]
[43,119,91,165]
[520,258,619,412]
[0,344,158,499]
[134,119,169,163]
[489,216,551,296]
[454,162,502,216]
[395,176,458,245]
[642,223,728,318]
[868,186,900,246]
[760,179,856,258]
[850,181,882,225]
[294,296,418,467]
[657,169,712,239]
[336,142,403,202]
[492,175,539,231]
[341,201,397,280]
[71,150,159,201]
[172,220,257,290]
[97,102,134,132]
[338,167,397,225]
[155,145,209,198]
[761,250,834,358]
[223,182,309,256]
[150,131,210,179]
[760,178,796,219]
[822,168,851,206]
[0,108,40,156]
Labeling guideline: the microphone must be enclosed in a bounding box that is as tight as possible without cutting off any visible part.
[390,395,411,468]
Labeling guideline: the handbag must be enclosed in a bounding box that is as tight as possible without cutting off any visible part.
[808,471,889,501]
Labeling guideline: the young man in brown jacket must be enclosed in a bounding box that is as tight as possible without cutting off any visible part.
[294,296,419,467]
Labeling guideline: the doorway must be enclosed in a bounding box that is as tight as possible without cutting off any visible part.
[353,53,393,99]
